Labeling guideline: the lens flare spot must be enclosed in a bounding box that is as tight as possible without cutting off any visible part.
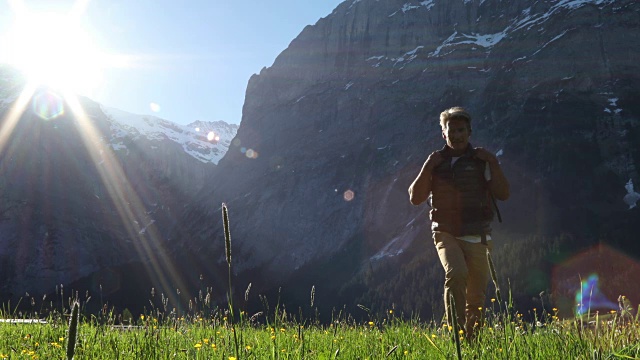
[32,89,64,120]
[552,244,640,318]
[246,149,259,159]
[575,274,616,315]
[195,127,200,132]
[240,147,247,154]
[233,138,242,146]
[343,190,355,201]
[207,132,216,141]
[149,102,161,112]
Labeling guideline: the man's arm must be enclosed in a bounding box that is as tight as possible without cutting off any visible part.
[475,148,510,201]
[408,151,443,205]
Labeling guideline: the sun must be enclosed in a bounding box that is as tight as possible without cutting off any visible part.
[0,4,106,96]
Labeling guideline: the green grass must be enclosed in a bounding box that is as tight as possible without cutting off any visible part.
[1,301,640,359]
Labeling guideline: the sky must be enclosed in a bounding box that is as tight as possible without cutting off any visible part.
[0,0,345,125]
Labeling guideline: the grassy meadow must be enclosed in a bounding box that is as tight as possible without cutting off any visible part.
[1,296,640,359]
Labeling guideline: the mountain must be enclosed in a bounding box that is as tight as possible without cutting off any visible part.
[3,0,640,320]
[170,0,640,319]
[0,66,237,300]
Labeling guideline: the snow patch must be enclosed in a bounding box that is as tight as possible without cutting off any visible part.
[420,0,435,9]
[389,1,434,16]
[431,31,506,57]
[624,179,640,209]
[531,29,570,57]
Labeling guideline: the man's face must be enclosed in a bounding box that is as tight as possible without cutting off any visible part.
[443,118,470,155]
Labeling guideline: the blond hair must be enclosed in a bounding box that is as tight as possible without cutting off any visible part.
[439,107,472,131]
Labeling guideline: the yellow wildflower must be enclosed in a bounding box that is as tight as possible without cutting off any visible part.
[368,321,374,327]
[194,343,202,349]
[245,345,252,351]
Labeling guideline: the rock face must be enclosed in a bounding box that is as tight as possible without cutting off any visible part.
[174,0,640,316]
[0,70,237,299]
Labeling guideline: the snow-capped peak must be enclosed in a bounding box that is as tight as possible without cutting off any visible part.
[101,106,238,164]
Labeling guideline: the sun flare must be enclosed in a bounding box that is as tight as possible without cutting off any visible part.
[1,7,106,96]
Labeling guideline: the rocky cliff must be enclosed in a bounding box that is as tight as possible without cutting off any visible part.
[3,0,640,319]
[173,0,640,318]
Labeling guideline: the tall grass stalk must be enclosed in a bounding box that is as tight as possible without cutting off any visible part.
[487,249,502,306]
[66,301,79,360]
[448,293,463,360]
[222,203,240,359]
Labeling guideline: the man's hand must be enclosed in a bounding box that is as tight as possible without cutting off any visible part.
[409,151,444,206]
[473,147,498,164]
[474,147,510,200]
[424,151,445,171]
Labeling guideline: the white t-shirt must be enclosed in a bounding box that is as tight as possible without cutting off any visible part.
[451,157,491,243]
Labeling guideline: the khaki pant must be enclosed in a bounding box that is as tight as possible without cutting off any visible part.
[433,231,492,336]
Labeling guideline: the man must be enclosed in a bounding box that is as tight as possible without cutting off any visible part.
[408,106,509,336]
